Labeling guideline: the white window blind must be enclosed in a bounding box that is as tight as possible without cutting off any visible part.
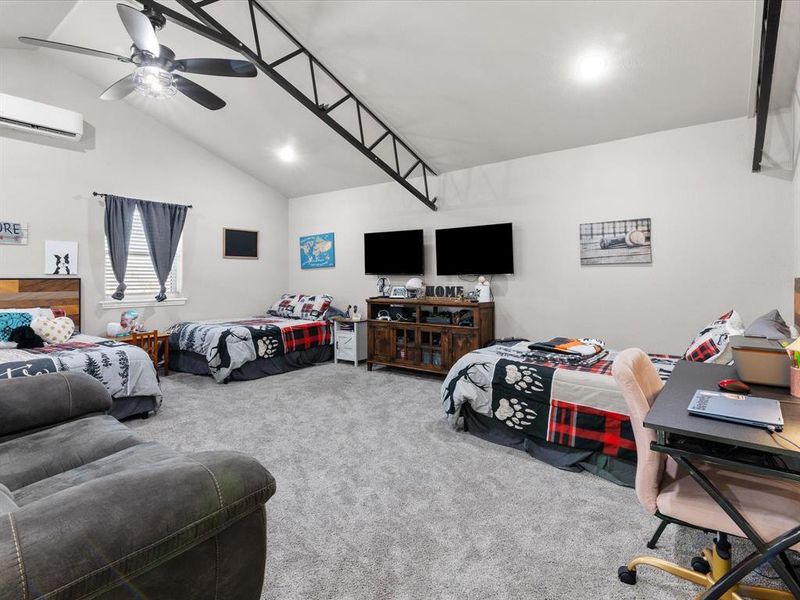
[104,209,182,298]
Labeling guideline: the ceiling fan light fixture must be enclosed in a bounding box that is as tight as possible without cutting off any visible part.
[133,65,176,99]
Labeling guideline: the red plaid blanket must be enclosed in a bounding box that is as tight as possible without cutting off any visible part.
[547,399,636,461]
[282,321,332,352]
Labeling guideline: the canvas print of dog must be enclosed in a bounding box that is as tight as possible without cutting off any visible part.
[44,241,78,275]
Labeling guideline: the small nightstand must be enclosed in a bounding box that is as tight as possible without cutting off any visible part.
[333,319,367,365]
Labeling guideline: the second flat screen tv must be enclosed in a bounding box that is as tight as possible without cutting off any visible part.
[364,229,424,275]
[435,223,514,275]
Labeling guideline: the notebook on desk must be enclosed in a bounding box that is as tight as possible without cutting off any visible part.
[688,389,784,431]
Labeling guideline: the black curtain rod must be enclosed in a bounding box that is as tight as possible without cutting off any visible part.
[91,192,193,209]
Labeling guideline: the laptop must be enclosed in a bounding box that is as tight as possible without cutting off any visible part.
[688,389,784,431]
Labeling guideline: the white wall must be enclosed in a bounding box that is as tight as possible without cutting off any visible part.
[0,49,288,335]
[794,62,800,277]
[288,117,794,355]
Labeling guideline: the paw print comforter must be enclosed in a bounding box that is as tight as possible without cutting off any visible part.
[169,317,332,382]
[441,342,678,462]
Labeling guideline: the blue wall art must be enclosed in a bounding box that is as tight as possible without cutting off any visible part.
[299,232,335,269]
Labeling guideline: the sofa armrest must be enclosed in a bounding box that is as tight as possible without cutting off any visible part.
[0,450,275,599]
[0,372,111,439]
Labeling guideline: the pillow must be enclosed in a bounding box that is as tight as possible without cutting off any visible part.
[0,312,32,342]
[683,310,745,364]
[322,305,347,320]
[269,294,300,318]
[31,315,75,344]
[293,294,333,321]
[744,309,791,340]
[0,308,44,318]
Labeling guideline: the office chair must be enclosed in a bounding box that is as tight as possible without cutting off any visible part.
[613,348,800,600]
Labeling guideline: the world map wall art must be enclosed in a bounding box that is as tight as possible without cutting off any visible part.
[299,232,335,269]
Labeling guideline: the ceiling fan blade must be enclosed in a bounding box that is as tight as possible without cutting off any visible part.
[174,74,226,110]
[116,3,160,56]
[18,37,131,63]
[100,74,137,101]
[175,58,257,78]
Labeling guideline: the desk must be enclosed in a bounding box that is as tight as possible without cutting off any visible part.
[645,360,800,599]
[105,332,170,376]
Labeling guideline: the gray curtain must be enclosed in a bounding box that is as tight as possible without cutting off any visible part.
[136,199,189,302]
[103,195,137,300]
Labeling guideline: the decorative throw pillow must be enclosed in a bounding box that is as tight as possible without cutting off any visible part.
[683,310,745,364]
[0,312,32,342]
[269,294,300,318]
[0,308,43,319]
[31,316,75,344]
[744,309,791,340]
[293,294,333,320]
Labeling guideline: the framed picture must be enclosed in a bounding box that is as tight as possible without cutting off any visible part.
[579,218,652,265]
[299,232,335,269]
[0,222,28,245]
[44,240,78,275]
[224,228,258,259]
[389,285,407,299]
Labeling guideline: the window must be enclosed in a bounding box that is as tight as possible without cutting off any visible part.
[104,209,182,299]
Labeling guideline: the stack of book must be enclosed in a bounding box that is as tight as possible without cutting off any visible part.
[526,337,607,365]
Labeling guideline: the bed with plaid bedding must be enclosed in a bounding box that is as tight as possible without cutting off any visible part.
[169,317,332,382]
[0,334,162,400]
[442,343,679,462]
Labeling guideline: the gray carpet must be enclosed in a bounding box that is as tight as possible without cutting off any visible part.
[129,363,787,599]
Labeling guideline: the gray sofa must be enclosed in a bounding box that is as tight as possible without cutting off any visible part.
[0,372,275,600]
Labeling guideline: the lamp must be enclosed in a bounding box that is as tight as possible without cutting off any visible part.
[133,65,177,99]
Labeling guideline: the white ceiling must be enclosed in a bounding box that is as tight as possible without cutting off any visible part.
[1,0,761,199]
[0,1,77,49]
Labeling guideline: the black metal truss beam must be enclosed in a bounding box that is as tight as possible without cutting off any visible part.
[138,0,438,210]
[752,0,782,173]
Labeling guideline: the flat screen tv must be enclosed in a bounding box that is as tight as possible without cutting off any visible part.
[435,223,514,275]
[364,229,424,275]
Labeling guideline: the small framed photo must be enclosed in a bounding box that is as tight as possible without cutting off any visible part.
[389,286,407,299]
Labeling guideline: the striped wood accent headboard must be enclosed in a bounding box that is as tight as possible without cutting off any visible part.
[0,278,81,331]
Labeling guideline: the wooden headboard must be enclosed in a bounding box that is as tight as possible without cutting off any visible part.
[0,278,81,330]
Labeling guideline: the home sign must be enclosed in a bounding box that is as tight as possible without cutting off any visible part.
[0,222,28,245]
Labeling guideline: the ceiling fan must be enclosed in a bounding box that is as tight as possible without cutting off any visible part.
[19,3,257,111]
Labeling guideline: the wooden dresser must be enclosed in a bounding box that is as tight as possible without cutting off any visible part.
[366,296,494,375]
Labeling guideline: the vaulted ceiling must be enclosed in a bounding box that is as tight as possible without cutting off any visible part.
[1,0,761,199]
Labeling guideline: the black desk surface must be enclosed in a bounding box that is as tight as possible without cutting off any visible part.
[644,360,800,458]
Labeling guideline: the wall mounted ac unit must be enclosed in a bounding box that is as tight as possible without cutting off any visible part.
[0,93,83,141]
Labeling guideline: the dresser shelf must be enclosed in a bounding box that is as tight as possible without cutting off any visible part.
[366,296,494,375]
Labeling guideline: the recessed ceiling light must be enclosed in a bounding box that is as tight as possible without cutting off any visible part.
[276,144,297,163]
[575,51,610,83]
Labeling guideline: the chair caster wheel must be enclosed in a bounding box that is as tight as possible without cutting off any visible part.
[618,566,637,585]
[691,557,710,574]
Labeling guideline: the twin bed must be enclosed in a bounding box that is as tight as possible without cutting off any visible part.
[0,278,161,419]
[442,341,680,485]
[168,316,332,382]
